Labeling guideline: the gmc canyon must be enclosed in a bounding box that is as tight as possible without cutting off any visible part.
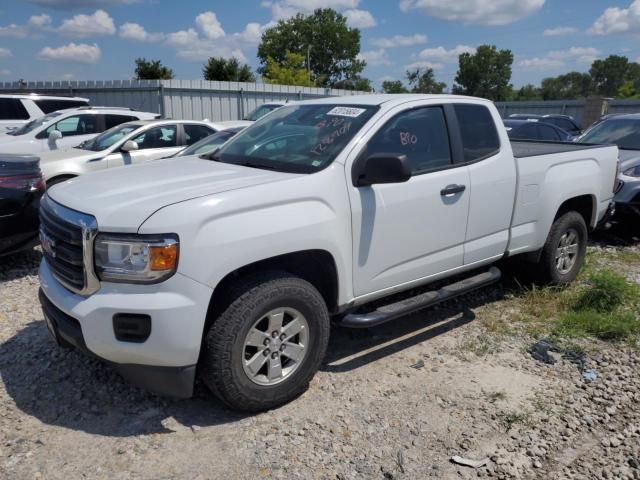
[38,95,619,411]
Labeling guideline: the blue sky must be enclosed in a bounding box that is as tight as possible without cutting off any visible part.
[0,1,638,90]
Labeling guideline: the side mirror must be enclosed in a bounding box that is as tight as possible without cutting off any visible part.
[48,130,62,142]
[121,140,139,152]
[352,153,412,187]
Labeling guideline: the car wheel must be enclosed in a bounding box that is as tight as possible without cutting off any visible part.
[537,211,588,285]
[200,272,330,412]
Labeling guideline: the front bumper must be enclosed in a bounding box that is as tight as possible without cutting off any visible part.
[38,260,214,398]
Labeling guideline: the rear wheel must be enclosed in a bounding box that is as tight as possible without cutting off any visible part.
[200,272,330,412]
[536,211,588,285]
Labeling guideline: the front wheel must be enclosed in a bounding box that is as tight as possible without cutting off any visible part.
[200,272,330,412]
[536,211,588,285]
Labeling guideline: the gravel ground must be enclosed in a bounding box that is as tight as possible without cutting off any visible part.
[0,231,639,480]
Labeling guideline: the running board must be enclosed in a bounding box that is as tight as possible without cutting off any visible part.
[339,267,502,328]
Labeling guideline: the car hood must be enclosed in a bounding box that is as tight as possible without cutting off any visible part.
[618,149,640,171]
[47,156,298,231]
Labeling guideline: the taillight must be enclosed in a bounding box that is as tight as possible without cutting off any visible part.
[0,172,46,191]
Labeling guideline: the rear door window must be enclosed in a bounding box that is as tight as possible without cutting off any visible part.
[183,124,214,146]
[453,104,501,162]
[363,106,452,174]
[131,125,178,149]
[0,98,30,120]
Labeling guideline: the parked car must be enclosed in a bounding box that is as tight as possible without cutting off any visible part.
[507,114,582,137]
[38,94,618,412]
[0,94,89,132]
[577,113,640,218]
[0,154,45,255]
[504,119,572,142]
[173,126,246,158]
[0,107,159,155]
[244,103,285,121]
[36,119,235,186]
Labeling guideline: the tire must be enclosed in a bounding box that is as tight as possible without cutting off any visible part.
[200,272,330,412]
[536,211,588,285]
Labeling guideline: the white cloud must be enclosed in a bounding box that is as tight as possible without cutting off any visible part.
[517,47,601,70]
[357,49,390,66]
[28,14,52,28]
[589,1,640,35]
[38,42,101,63]
[0,47,12,58]
[344,9,376,28]
[265,0,360,20]
[27,0,139,8]
[196,11,225,40]
[405,60,445,71]
[233,22,265,45]
[371,33,427,48]
[119,22,165,42]
[517,57,564,69]
[418,45,476,63]
[62,73,74,80]
[0,24,28,38]
[543,26,578,36]
[58,9,116,37]
[399,0,545,26]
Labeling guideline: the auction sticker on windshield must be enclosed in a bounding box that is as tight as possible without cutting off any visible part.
[327,107,367,118]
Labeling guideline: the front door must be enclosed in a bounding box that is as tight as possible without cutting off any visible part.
[348,104,471,297]
[41,114,100,151]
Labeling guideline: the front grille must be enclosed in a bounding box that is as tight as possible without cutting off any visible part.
[39,195,98,294]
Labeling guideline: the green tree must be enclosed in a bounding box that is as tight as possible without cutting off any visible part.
[263,51,314,86]
[202,57,255,82]
[510,84,542,101]
[406,67,446,94]
[257,8,365,88]
[618,80,640,99]
[332,76,373,91]
[452,45,513,101]
[134,58,174,80]
[590,55,630,97]
[540,72,592,100]
[382,80,409,93]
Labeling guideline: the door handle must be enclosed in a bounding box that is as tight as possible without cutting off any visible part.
[440,184,466,196]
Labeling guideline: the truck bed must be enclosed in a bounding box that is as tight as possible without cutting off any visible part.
[511,140,614,159]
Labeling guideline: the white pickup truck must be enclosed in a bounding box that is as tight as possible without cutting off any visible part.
[38,95,618,412]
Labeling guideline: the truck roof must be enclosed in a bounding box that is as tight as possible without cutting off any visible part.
[299,93,490,107]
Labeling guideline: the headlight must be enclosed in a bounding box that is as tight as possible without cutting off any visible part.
[94,233,179,284]
[623,165,640,177]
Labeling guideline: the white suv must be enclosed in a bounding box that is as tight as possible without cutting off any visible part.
[0,107,159,154]
[0,94,89,132]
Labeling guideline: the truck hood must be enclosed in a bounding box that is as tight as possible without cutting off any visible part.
[47,156,298,231]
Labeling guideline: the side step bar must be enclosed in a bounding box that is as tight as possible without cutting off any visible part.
[339,267,502,329]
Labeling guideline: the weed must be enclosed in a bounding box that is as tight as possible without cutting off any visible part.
[496,410,535,431]
[571,270,639,313]
[554,310,640,341]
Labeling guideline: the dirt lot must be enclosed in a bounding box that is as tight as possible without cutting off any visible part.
[1,228,639,480]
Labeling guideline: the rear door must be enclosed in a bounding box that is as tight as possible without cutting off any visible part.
[349,102,471,297]
[107,124,180,168]
[456,103,517,265]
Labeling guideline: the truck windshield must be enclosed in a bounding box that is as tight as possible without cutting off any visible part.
[215,104,378,173]
[78,123,142,151]
[579,119,640,150]
[7,112,61,136]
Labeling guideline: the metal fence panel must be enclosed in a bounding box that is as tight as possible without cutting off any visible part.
[609,100,640,115]
[0,79,365,121]
[495,100,585,122]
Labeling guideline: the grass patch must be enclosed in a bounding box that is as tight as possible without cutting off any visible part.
[555,311,640,340]
[571,270,638,313]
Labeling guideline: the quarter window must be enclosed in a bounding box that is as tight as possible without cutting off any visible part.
[183,124,214,146]
[454,104,500,162]
[104,114,138,130]
[363,106,452,174]
[34,99,89,114]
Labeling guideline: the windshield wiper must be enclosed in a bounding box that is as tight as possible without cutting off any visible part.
[233,161,278,171]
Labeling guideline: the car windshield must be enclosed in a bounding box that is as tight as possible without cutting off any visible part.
[78,124,142,151]
[579,119,640,150]
[244,104,282,121]
[7,112,61,136]
[215,104,378,174]
[179,130,239,157]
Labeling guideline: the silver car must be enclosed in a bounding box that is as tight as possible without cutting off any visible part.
[578,114,640,218]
